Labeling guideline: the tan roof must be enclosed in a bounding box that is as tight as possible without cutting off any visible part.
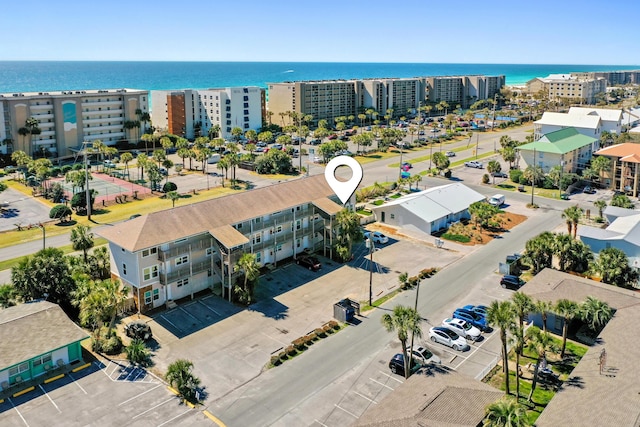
[312,197,343,215]
[210,225,249,248]
[354,366,502,427]
[521,269,640,426]
[99,175,338,252]
[596,142,640,159]
[0,301,88,368]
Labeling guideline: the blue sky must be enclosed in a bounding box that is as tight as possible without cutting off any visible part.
[2,0,638,64]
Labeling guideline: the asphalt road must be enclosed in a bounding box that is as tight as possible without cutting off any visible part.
[206,199,565,426]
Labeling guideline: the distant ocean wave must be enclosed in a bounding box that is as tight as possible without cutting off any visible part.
[0,61,637,93]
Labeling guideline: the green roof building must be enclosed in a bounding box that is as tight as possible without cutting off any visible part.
[518,127,597,173]
[0,301,88,392]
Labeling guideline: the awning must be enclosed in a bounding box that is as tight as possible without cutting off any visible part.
[209,225,249,249]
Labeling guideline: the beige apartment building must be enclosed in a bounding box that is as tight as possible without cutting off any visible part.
[0,89,149,157]
[525,74,606,104]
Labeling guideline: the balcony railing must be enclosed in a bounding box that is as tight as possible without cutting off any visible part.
[159,259,212,285]
[158,236,212,261]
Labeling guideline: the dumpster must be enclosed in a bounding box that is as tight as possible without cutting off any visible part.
[334,298,360,322]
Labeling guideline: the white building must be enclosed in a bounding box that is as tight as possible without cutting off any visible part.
[370,183,486,235]
[568,107,622,134]
[151,87,265,140]
[534,111,602,141]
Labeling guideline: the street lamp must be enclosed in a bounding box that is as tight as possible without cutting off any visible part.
[37,223,45,250]
[366,238,375,306]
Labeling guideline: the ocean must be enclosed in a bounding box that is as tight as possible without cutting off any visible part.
[0,61,638,94]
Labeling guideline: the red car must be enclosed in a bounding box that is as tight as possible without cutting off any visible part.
[328,134,338,140]
[296,255,321,271]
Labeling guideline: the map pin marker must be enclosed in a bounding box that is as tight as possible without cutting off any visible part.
[324,155,363,205]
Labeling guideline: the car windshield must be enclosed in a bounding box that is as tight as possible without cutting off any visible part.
[416,348,433,359]
[443,329,458,339]
[462,322,472,331]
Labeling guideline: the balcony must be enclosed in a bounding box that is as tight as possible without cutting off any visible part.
[159,259,212,285]
[157,236,212,261]
[81,100,122,107]
[82,109,123,117]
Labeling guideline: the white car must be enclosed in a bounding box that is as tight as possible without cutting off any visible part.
[445,151,456,157]
[313,156,322,163]
[406,345,441,365]
[442,317,481,341]
[464,161,483,169]
[364,231,389,244]
[429,327,468,351]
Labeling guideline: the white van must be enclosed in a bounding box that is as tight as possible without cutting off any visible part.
[207,153,221,164]
[489,194,505,207]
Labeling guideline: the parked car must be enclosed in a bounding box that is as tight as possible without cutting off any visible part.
[491,171,508,178]
[406,345,441,365]
[159,167,168,176]
[453,308,490,332]
[488,194,506,207]
[328,134,338,140]
[429,326,468,351]
[272,143,283,150]
[388,353,420,376]
[445,151,456,157]
[124,321,152,341]
[469,305,489,317]
[364,231,389,244]
[103,160,117,168]
[309,139,322,145]
[464,161,483,169]
[401,162,413,169]
[583,186,596,194]
[500,274,525,290]
[442,317,481,341]
[313,156,322,163]
[296,255,321,271]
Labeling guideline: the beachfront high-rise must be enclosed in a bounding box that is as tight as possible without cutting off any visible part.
[267,75,504,125]
[151,87,265,140]
[0,89,149,157]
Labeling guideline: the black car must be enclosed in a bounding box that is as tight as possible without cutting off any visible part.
[296,255,321,271]
[491,171,508,178]
[500,275,525,290]
[583,186,596,194]
[124,322,152,341]
[388,353,420,376]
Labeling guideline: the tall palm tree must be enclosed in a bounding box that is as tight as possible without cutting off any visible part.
[486,300,515,396]
[335,209,362,262]
[70,225,94,262]
[217,157,230,187]
[381,305,423,379]
[532,299,553,333]
[483,397,531,427]
[555,299,579,358]
[525,326,556,402]
[511,291,533,356]
[594,199,607,218]
[561,205,583,239]
[165,359,201,403]
[523,231,555,274]
[120,152,133,179]
[234,252,260,305]
[509,322,525,400]
[579,296,613,334]
[25,117,41,156]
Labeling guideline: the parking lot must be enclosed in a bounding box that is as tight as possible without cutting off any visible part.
[0,359,212,427]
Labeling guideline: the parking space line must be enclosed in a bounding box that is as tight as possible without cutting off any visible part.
[132,397,176,419]
[8,397,30,427]
[198,300,221,316]
[67,372,88,395]
[156,408,192,427]
[119,384,161,406]
[369,378,394,390]
[334,404,358,418]
[313,420,329,427]
[203,410,228,427]
[377,371,403,383]
[38,384,61,414]
[178,306,201,323]
[160,314,183,332]
[353,391,377,404]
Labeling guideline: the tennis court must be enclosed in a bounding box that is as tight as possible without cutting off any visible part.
[51,172,150,204]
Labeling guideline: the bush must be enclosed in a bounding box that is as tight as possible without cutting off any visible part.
[292,337,306,351]
[270,355,282,366]
[50,167,61,177]
[408,276,420,287]
[163,181,177,192]
[328,320,339,330]
[509,169,523,183]
[49,204,72,222]
[482,174,490,184]
[314,328,326,338]
[286,345,297,357]
[61,165,72,174]
[442,233,471,243]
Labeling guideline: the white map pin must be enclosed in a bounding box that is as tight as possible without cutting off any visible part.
[324,155,363,205]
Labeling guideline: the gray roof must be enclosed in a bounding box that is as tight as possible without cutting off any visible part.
[521,269,640,426]
[353,366,502,427]
[579,210,640,247]
[0,301,88,369]
[603,205,640,223]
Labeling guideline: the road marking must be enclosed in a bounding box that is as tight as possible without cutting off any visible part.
[44,374,65,384]
[453,332,499,370]
[353,391,377,404]
[13,386,35,397]
[160,314,182,332]
[118,384,161,406]
[132,397,176,419]
[8,398,30,427]
[313,420,329,427]
[67,372,88,395]
[178,306,201,323]
[156,408,192,427]
[72,362,91,372]
[378,371,403,383]
[203,410,228,427]
[198,300,221,316]
[38,385,61,414]
[369,378,395,390]
[334,404,358,418]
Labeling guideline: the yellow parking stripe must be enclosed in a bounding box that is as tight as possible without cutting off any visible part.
[203,410,227,427]
[44,374,65,384]
[13,386,35,397]
[72,363,91,372]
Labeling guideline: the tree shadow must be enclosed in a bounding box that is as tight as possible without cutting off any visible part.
[55,220,78,227]
[562,375,585,389]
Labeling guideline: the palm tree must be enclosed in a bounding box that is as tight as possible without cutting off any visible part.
[167,191,180,208]
[165,359,201,403]
[511,291,533,356]
[509,322,525,400]
[523,232,555,274]
[25,117,41,156]
[579,296,613,334]
[486,300,515,396]
[217,157,230,187]
[334,209,362,262]
[487,160,502,184]
[555,299,579,358]
[234,252,260,305]
[120,152,133,179]
[594,199,607,218]
[525,326,556,402]
[71,225,94,262]
[532,299,553,333]
[561,205,583,239]
[591,247,638,288]
[381,305,423,379]
[126,339,151,367]
[483,397,531,427]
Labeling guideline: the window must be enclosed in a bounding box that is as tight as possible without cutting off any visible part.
[208,269,212,277]
[33,354,52,367]
[243,95,249,101]
[144,291,152,305]
[176,255,189,266]
[296,238,301,248]
[244,103,249,108]
[276,225,283,233]
[253,233,261,244]
[142,247,157,257]
[244,110,249,115]
[206,247,214,256]
[153,289,159,300]
[255,251,261,263]
[254,217,261,224]
[296,220,301,230]
[9,363,29,377]
[390,214,395,219]
[177,278,189,287]
[276,243,283,252]
[123,263,127,275]
[143,265,158,281]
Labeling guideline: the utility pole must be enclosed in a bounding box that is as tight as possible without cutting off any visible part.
[531,147,536,206]
[367,238,375,307]
[408,277,422,371]
[83,142,92,221]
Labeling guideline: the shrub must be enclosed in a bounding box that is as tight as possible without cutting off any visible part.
[49,204,72,222]
[442,233,471,243]
[314,328,326,338]
[293,337,306,351]
[408,276,420,287]
[482,174,490,184]
[509,169,523,183]
[286,345,297,357]
[328,320,339,330]
[305,333,316,345]
[163,181,177,192]
[323,324,334,334]
[270,355,282,366]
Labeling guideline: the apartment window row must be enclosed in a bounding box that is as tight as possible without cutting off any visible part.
[142,247,157,257]
[144,289,159,304]
[143,265,158,281]
[177,278,189,287]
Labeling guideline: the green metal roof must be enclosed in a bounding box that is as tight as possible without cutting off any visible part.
[519,128,595,154]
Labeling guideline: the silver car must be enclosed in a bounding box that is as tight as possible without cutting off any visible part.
[429,326,469,351]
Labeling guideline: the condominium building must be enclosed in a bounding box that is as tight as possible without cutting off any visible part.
[0,89,149,157]
[572,70,640,86]
[525,74,607,104]
[151,87,265,140]
[98,175,342,313]
[426,75,505,109]
[593,143,640,197]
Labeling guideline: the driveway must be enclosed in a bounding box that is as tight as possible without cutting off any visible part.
[0,188,52,232]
